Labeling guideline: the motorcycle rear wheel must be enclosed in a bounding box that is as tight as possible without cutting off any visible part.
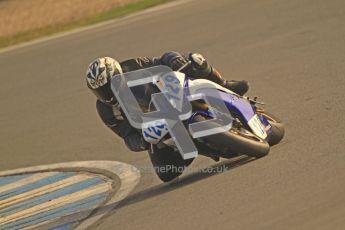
[256,109,285,146]
[193,115,270,158]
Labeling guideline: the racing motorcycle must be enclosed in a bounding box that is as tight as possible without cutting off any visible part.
[129,64,285,182]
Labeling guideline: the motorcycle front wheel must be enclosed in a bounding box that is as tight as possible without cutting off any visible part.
[148,145,194,182]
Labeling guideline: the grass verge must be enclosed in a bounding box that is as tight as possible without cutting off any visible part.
[0,0,171,49]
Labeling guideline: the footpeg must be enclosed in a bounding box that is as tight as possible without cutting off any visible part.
[245,96,265,105]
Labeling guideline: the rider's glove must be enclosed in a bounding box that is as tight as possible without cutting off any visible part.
[161,51,188,71]
[189,53,208,70]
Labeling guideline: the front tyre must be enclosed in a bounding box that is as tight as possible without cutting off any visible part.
[148,145,194,182]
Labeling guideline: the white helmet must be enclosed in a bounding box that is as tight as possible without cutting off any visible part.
[86,57,122,104]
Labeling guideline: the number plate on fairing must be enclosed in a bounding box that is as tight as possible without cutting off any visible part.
[155,72,185,111]
[248,114,268,139]
[142,123,169,144]
[142,72,185,144]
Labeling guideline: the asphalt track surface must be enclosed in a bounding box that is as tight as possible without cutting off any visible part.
[0,0,345,229]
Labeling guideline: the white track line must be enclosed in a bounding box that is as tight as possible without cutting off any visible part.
[0,0,195,55]
[0,182,112,225]
[0,161,141,229]
[0,174,93,208]
[0,172,59,194]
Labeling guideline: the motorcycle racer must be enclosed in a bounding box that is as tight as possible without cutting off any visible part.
[86,51,249,152]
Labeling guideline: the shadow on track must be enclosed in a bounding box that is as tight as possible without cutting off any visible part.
[117,155,256,209]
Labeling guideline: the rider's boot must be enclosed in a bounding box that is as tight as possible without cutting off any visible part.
[188,52,250,96]
[221,79,249,96]
[209,68,249,96]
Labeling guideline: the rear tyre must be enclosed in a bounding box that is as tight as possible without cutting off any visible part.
[257,110,285,146]
[193,115,270,158]
[148,145,194,182]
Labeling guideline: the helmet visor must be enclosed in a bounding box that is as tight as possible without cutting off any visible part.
[92,81,114,104]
